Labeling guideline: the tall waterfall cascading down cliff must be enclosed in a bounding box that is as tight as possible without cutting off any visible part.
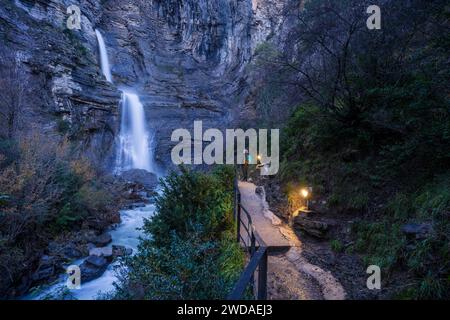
[95,29,113,83]
[95,29,154,173]
[116,91,154,172]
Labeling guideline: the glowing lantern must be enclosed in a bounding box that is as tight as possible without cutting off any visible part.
[300,187,312,210]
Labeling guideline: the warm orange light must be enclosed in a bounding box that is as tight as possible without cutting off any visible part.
[300,188,309,198]
[257,154,262,161]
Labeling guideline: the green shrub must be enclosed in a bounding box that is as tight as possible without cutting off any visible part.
[353,221,406,272]
[114,227,242,300]
[52,161,112,229]
[113,166,244,300]
[146,165,234,247]
[218,230,245,282]
[330,239,344,253]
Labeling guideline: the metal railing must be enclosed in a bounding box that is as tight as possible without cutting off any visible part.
[228,168,268,300]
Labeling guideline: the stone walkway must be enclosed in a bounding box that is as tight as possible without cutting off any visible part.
[238,181,291,249]
[238,181,346,300]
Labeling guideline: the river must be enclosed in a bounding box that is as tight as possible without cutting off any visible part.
[25,203,155,300]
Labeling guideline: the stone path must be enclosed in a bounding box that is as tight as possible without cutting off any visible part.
[238,181,346,300]
[238,181,291,249]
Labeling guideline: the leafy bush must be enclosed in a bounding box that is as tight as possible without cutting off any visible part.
[113,166,244,300]
[146,165,234,247]
[330,239,344,253]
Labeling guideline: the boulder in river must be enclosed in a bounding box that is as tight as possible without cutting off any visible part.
[120,169,158,191]
[89,247,113,261]
[88,244,133,264]
[110,211,121,224]
[93,233,112,247]
[86,242,97,252]
[79,256,109,282]
[112,245,133,257]
[47,241,83,260]
[63,243,83,259]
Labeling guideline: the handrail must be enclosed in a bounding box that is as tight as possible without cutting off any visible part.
[228,166,268,300]
[228,246,268,300]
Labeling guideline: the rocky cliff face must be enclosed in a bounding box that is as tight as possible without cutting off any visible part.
[1,0,296,171]
[1,0,121,167]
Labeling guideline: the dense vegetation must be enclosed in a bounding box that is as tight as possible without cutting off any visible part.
[112,166,244,299]
[253,0,449,299]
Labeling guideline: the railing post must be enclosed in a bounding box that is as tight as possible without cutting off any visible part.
[257,249,268,300]
[250,232,256,256]
[250,232,256,294]
[236,195,241,243]
[233,187,237,221]
[233,166,239,219]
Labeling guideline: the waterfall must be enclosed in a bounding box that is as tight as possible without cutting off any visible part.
[116,91,154,172]
[95,29,154,173]
[95,29,113,83]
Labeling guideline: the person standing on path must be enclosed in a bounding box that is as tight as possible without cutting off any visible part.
[242,149,249,181]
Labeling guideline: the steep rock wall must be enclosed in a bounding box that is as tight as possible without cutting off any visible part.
[1,0,295,170]
[1,0,122,167]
